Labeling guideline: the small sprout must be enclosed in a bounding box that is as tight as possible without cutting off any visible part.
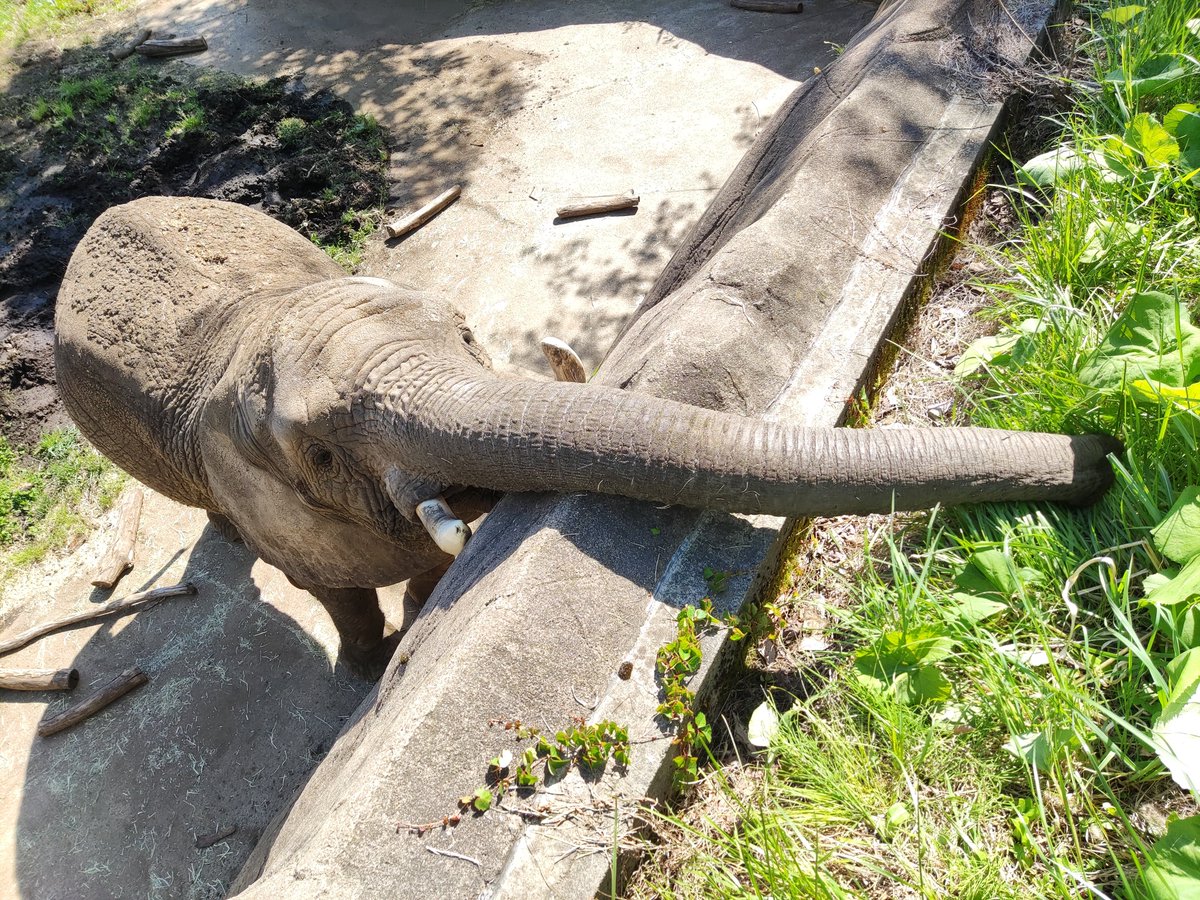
[650,527,661,536]
[472,787,492,812]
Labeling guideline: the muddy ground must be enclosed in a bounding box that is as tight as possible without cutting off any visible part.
[0,43,388,445]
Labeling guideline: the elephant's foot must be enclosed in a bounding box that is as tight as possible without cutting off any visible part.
[338,630,401,681]
[304,585,394,681]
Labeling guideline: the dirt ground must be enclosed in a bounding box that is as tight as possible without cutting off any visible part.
[0,1,877,897]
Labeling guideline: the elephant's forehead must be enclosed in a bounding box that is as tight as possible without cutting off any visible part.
[276,279,454,373]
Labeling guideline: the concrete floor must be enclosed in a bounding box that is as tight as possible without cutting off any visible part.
[140,0,877,375]
[0,1,876,896]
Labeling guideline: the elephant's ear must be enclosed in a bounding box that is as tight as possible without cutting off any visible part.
[229,350,278,474]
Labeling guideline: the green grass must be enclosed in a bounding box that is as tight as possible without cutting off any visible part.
[635,1,1200,896]
[0,428,124,579]
[0,0,131,48]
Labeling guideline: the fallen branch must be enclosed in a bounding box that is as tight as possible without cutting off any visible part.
[135,36,208,58]
[0,582,197,657]
[384,186,461,240]
[91,488,143,589]
[0,667,79,691]
[730,0,804,10]
[555,192,639,220]
[540,337,587,383]
[38,666,148,737]
[109,28,152,61]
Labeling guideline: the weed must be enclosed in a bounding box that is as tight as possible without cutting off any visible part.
[0,428,124,582]
[275,116,307,147]
[0,0,132,48]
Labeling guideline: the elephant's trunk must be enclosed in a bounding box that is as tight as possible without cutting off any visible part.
[389,365,1117,516]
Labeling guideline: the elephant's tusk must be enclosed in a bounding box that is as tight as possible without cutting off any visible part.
[415,497,472,557]
[540,337,587,383]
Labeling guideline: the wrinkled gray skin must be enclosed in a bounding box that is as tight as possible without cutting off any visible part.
[56,198,1118,678]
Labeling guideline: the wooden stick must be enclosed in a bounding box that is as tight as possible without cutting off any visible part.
[0,667,79,691]
[384,186,461,240]
[38,667,148,737]
[135,36,208,58]
[91,488,143,589]
[555,193,639,219]
[0,583,196,657]
[110,28,152,61]
[540,337,587,383]
[730,0,803,11]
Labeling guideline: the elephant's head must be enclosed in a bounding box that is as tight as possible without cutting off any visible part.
[204,272,1118,590]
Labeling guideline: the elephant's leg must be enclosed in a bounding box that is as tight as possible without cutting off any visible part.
[405,559,453,606]
[305,584,397,681]
[207,510,244,544]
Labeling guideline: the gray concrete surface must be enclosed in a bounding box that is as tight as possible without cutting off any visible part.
[0,491,382,899]
[229,0,1062,897]
[1,2,876,898]
[138,0,876,376]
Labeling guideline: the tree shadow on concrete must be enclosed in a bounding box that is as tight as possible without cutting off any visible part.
[12,521,371,899]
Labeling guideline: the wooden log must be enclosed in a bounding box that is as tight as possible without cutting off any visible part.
[110,28,152,61]
[38,667,148,737]
[384,186,461,240]
[730,0,804,11]
[540,337,587,383]
[0,667,79,691]
[135,36,208,58]
[91,488,143,589]
[555,192,639,219]
[0,583,196,657]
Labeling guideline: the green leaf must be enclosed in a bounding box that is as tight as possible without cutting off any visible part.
[955,333,1025,376]
[1080,292,1200,391]
[1002,727,1078,768]
[1142,815,1200,900]
[747,701,779,748]
[954,322,1044,376]
[472,787,493,812]
[962,548,1043,598]
[1145,556,1200,607]
[950,592,1008,623]
[895,664,952,706]
[1017,146,1092,188]
[1165,104,1200,169]
[1125,114,1180,167]
[1151,648,1200,793]
[1079,219,1144,265]
[1099,4,1144,23]
[1105,55,1192,99]
[855,629,955,705]
[1154,487,1200,564]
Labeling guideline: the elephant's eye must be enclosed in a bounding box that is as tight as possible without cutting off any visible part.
[308,445,334,469]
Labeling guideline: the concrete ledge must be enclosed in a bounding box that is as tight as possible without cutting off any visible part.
[231,0,1059,896]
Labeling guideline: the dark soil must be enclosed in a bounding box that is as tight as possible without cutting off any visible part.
[0,45,389,445]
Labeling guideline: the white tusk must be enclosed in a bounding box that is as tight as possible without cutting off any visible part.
[415,497,472,556]
[540,337,587,383]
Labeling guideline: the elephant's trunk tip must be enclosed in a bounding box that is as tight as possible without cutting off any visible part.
[1064,432,1123,508]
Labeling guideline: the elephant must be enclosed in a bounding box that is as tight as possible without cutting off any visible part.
[55,197,1118,678]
